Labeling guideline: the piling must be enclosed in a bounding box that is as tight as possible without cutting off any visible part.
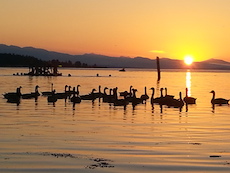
[156,57,161,81]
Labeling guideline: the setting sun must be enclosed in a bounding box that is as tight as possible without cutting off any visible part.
[184,55,194,65]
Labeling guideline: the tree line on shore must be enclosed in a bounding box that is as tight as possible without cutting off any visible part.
[0,53,102,68]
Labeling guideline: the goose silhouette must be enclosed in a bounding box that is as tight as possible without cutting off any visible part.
[120,85,133,97]
[131,88,143,108]
[140,86,149,103]
[102,87,109,102]
[70,87,81,103]
[80,88,97,102]
[76,85,80,97]
[55,85,68,99]
[183,88,196,104]
[164,88,174,98]
[152,88,165,104]
[3,86,22,99]
[113,88,129,108]
[166,92,184,108]
[106,88,115,103]
[210,90,229,105]
[22,85,40,99]
[94,85,102,98]
[150,87,155,107]
[4,86,22,103]
[42,83,53,96]
[47,90,58,103]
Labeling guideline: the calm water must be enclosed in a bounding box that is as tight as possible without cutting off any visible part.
[1,67,230,172]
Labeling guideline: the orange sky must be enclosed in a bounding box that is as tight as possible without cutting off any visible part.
[1,0,230,61]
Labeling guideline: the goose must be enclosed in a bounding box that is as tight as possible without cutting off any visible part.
[152,88,165,104]
[210,90,229,105]
[22,85,40,99]
[113,88,129,108]
[164,88,174,98]
[150,87,155,107]
[66,86,74,98]
[166,92,184,108]
[3,86,22,99]
[7,95,21,104]
[42,83,53,96]
[183,88,196,104]
[94,85,102,98]
[131,89,143,108]
[80,88,97,102]
[70,87,81,103]
[161,88,175,106]
[75,85,80,97]
[106,88,115,103]
[120,85,133,97]
[55,85,68,99]
[102,87,109,102]
[140,86,149,103]
[47,90,58,103]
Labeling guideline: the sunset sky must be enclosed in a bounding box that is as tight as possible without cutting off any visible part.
[1,0,230,61]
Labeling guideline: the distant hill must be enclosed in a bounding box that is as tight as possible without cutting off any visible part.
[0,53,95,68]
[1,44,230,69]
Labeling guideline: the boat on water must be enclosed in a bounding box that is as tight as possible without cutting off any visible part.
[119,68,126,72]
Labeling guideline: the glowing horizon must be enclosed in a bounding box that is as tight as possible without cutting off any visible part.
[1,0,230,62]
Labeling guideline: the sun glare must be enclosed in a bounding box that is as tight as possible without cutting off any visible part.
[184,55,194,65]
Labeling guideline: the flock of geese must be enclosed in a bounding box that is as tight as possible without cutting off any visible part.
[2,84,230,110]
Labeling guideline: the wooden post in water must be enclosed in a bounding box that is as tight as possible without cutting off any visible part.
[156,56,161,81]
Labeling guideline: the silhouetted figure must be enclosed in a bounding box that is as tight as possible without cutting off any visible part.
[210,90,229,105]
[113,89,129,110]
[150,87,155,109]
[47,90,58,103]
[55,85,68,99]
[140,86,149,104]
[102,87,109,102]
[183,88,196,104]
[42,83,54,96]
[3,86,22,99]
[70,87,81,103]
[22,85,40,99]
[81,88,97,102]
[164,88,174,98]
[166,92,184,108]
[152,88,164,104]
[6,86,22,105]
[131,89,143,109]
[94,85,102,99]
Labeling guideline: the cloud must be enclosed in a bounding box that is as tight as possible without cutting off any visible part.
[149,50,165,54]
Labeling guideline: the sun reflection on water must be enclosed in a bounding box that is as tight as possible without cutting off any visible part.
[186,70,191,96]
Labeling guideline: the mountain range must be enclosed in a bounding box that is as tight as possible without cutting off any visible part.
[1,44,230,69]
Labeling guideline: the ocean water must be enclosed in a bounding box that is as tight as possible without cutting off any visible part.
[1,67,230,172]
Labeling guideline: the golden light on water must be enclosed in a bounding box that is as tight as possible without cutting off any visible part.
[186,70,191,96]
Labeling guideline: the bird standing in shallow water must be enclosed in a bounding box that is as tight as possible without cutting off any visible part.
[210,90,229,105]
